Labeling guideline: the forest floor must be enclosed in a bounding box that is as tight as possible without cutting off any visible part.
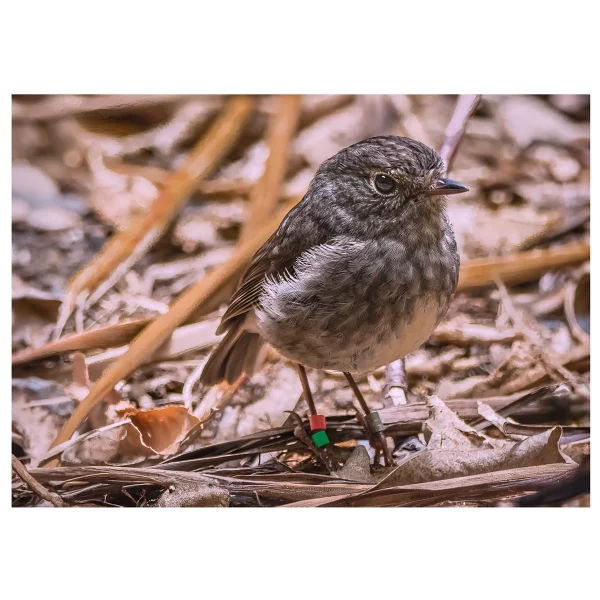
[11,94,590,507]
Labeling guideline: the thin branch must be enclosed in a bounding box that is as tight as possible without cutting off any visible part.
[12,319,149,365]
[458,241,589,291]
[439,94,482,170]
[12,455,69,507]
[242,95,302,238]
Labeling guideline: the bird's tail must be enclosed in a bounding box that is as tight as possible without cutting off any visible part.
[200,317,266,386]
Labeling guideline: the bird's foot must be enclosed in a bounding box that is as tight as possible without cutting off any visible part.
[357,411,395,468]
[285,411,339,474]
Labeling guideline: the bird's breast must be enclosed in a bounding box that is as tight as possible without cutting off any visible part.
[253,235,457,372]
[347,296,443,372]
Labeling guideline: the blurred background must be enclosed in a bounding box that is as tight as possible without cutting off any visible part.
[11,95,590,506]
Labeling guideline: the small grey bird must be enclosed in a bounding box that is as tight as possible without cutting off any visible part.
[200,136,467,464]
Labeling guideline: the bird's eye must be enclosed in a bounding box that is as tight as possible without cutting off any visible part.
[373,173,397,195]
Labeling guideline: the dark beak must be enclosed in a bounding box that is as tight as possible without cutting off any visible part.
[428,177,469,196]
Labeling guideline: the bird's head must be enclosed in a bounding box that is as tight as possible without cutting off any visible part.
[309,136,468,230]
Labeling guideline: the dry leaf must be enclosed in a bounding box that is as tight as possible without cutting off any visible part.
[155,482,229,507]
[335,445,381,484]
[120,406,201,456]
[561,439,590,466]
[424,395,500,449]
[360,395,572,493]
[295,463,577,507]
[373,427,571,489]
[47,354,170,467]
[61,405,202,466]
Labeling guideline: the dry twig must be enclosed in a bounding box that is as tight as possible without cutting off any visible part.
[242,95,302,238]
[12,454,69,507]
[458,241,590,291]
[439,95,482,170]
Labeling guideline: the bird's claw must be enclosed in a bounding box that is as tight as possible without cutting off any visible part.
[357,411,395,467]
[372,431,395,467]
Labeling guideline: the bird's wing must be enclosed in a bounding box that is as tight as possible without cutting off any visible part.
[216,198,332,335]
[216,255,269,334]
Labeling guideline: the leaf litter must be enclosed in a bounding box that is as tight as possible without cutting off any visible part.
[11,94,589,507]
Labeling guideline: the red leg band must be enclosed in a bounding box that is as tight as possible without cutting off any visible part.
[309,415,326,431]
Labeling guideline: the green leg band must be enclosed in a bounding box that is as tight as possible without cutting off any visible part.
[311,430,330,448]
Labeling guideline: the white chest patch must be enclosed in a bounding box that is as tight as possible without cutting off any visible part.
[255,296,443,373]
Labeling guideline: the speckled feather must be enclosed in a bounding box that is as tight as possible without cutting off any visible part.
[201,136,460,384]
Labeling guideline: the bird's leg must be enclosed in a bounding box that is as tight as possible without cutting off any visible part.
[344,372,394,467]
[297,363,318,416]
[356,411,382,464]
[295,364,338,472]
